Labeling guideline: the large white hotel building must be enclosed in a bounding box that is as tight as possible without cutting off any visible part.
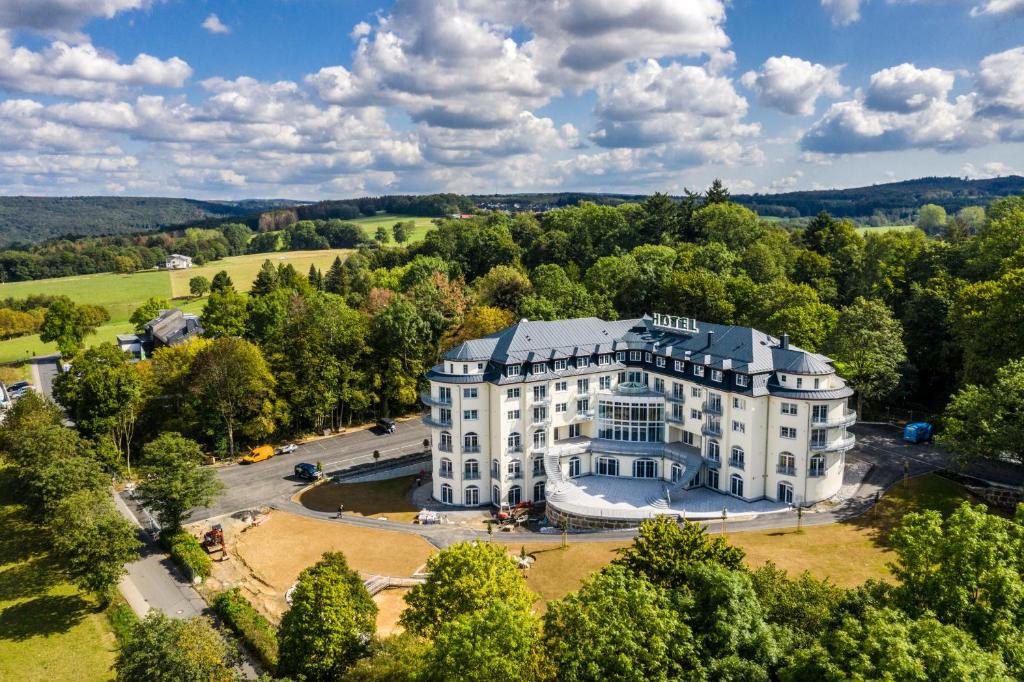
[422,314,856,528]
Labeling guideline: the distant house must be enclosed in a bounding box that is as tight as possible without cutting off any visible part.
[165,253,193,269]
[117,309,204,359]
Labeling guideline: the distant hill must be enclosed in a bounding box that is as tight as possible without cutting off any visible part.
[0,196,306,246]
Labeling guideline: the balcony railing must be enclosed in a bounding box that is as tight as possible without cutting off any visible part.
[702,400,723,415]
[808,467,826,478]
[420,391,452,408]
[463,471,481,480]
[666,414,685,424]
[507,445,523,454]
[439,469,453,479]
[532,418,551,428]
[702,424,722,437]
[437,443,453,453]
[810,434,856,453]
[776,465,796,476]
[532,396,550,406]
[463,445,481,454]
[666,392,686,403]
[422,415,452,429]
[729,458,745,470]
[704,456,721,470]
[811,410,858,428]
[508,471,523,480]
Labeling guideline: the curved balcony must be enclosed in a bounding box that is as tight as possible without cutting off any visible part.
[422,414,452,429]
[702,424,722,438]
[810,434,856,453]
[811,410,857,428]
[666,393,686,403]
[666,414,685,425]
[702,400,723,415]
[420,391,452,408]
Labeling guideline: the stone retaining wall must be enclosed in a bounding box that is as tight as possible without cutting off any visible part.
[967,485,1024,511]
[546,503,645,531]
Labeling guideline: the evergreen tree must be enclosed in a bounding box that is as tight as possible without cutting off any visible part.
[250,260,279,296]
[210,270,234,293]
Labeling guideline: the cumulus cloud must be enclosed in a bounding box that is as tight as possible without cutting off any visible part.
[864,63,954,112]
[0,33,191,98]
[821,0,863,25]
[201,13,230,34]
[971,0,1024,16]
[0,0,147,37]
[962,160,1021,177]
[741,56,844,116]
[975,46,1024,115]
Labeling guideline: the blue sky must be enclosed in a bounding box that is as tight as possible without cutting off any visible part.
[0,0,1022,199]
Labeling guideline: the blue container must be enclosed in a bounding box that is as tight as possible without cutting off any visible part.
[903,422,933,444]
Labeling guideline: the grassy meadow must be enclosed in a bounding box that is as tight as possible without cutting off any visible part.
[348,214,438,243]
[855,225,919,235]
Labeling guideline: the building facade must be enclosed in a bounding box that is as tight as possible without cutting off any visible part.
[423,315,856,522]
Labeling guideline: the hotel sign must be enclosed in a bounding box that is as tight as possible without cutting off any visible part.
[652,313,699,333]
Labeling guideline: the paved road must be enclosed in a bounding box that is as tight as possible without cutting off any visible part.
[192,418,430,521]
[30,353,60,400]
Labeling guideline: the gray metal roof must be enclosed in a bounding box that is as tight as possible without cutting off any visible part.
[444,317,636,364]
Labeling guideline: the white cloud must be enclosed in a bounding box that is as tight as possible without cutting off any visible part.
[0,0,147,37]
[962,160,1021,177]
[865,63,954,112]
[975,46,1024,115]
[970,0,1024,16]
[741,56,845,116]
[821,0,864,25]
[201,13,230,35]
[0,33,191,98]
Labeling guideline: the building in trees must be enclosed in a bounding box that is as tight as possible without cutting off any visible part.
[424,314,856,527]
[117,308,204,360]
[164,253,193,269]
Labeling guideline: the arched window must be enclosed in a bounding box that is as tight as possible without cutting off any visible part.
[809,454,826,477]
[532,430,547,450]
[730,446,744,469]
[671,463,683,483]
[465,485,479,506]
[778,451,795,475]
[440,483,453,505]
[596,457,619,476]
[568,456,581,477]
[777,481,794,504]
[508,485,522,506]
[491,459,499,477]
[533,481,545,501]
[463,432,479,453]
[707,440,720,462]
[439,457,452,478]
[492,485,501,505]
[507,432,521,451]
[633,458,657,478]
[730,474,744,497]
[439,431,452,452]
[464,459,480,479]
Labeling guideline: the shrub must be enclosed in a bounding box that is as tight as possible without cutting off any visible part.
[106,597,139,645]
[161,529,212,580]
[212,588,279,671]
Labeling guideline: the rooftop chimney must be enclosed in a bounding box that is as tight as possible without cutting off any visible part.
[780,333,790,350]
[706,330,715,348]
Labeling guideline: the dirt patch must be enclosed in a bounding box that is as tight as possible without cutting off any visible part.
[373,588,410,637]
[300,476,423,523]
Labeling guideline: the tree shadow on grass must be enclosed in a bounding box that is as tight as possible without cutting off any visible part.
[0,555,59,603]
[0,594,91,641]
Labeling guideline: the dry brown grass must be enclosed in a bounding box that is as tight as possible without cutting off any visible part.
[374,588,410,637]
[300,476,422,523]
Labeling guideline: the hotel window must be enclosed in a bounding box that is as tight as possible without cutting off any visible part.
[690,408,701,420]
[555,403,567,413]
[532,430,547,449]
[463,387,478,399]
[778,452,796,474]
[682,430,694,445]
[693,365,705,377]
[478,363,484,370]
[508,460,522,478]
[733,397,745,410]
[656,356,666,368]
[577,378,590,393]
[507,432,521,451]
[568,456,581,477]
[707,468,720,489]
[508,485,522,505]
[781,374,788,382]
[576,356,589,368]
[532,407,547,423]
[439,431,452,452]
[730,446,745,468]
[465,485,479,505]
[599,376,611,390]
[633,459,657,478]
[554,359,567,371]
[599,354,611,366]
[464,432,479,452]
[596,399,664,442]
[814,378,821,389]
[439,458,452,478]
[777,481,794,504]
[796,377,803,388]
[533,385,546,401]
[672,383,685,400]
[809,454,826,477]
[644,352,652,363]
[533,481,545,501]
[438,386,452,403]
[629,350,642,361]
[736,374,749,387]
[671,403,685,421]
[464,460,480,479]
[781,402,798,415]
[596,457,620,476]
[732,421,745,434]
[691,386,702,398]
[674,360,684,372]
[706,439,720,462]
[711,369,723,382]
[811,428,827,447]
[507,409,520,420]
[463,364,468,374]
[507,387,520,399]
[440,484,453,504]
[532,363,546,374]
[616,351,625,362]
[492,485,500,503]
[730,474,744,497]
[555,381,567,391]
[654,378,665,393]
[576,398,590,412]
[506,365,520,377]
[780,426,797,439]
[463,409,478,420]
[568,423,581,438]
[533,457,544,475]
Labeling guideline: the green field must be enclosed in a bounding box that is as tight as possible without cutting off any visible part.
[856,225,919,234]
[0,469,117,681]
[348,214,438,243]
[0,249,351,365]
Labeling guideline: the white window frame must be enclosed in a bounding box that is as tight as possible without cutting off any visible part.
[463,409,478,420]
[629,350,642,361]
[674,360,684,372]
[576,356,589,368]
[555,402,567,413]
[599,354,611,366]
[733,397,745,410]
[656,357,666,368]
[736,374,749,387]
[711,369,723,382]
[554,359,568,371]
[693,365,705,377]
[780,426,797,439]
[507,387,520,399]
[507,409,520,420]
[781,402,798,416]
[463,387,478,399]
[533,363,546,374]
[732,421,745,434]
[506,365,520,377]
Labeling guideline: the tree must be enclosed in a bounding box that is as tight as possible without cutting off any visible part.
[826,296,906,414]
[614,517,745,589]
[661,269,735,323]
[780,607,1012,682]
[190,336,277,457]
[115,612,237,682]
[443,306,516,350]
[27,453,110,520]
[704,178,731,204]
[639,192,682,244]
[542,564,700,682]
[219,222,252,255]
[308,264,324,290]
[939,358,1024,466]
[955,205,986,234]
[188,275,210,298]
[949,269,1024,383]
[210,270,234,293]
[250,260,280,297]
[474,265,532,312]
[401,541,535,637]
[392,221,410,243]
[201,289,248,338]
[343,634,429,682]
[278,552,377,681]
[52,342,144,474]
[916,203,947,233]
[135,432,223,532]
[375,225,390,243]
[39,296,96,356]
[693,202,764,251]
[426,602,540,682]
[130,296,172,332]
[51,488,141,599]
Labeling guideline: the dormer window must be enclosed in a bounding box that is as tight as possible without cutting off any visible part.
[576,357,589,368]
[644,352,652,363]
[506,365,521,377]
[554,359,567,371]
[599,355,610,366]
[711,369,723,382]
[532,362,546,374]
[656,357,666,368]
[736,375,749,387]
[694,366,705,378]
[616,351,625,362]
[674,360,684,372]
[629,351,641,361]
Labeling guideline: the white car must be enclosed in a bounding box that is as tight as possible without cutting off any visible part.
[275,443,298,455]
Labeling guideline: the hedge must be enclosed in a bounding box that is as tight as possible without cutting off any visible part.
[161,530,212,580]
[212,588,279,671]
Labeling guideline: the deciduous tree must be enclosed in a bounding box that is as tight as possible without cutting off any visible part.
[116,612,237,682]
[939,358,1024,466]
[129,296,172,332]
[188,275,210,298]
[827,296,906,414]
[135,432,223,532]
[39,296,96,356]
[614,517,745,589]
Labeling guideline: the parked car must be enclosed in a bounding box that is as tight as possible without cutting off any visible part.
[293,462,323,481]
[241,444,275,463]
[275,443,298,455]
[903,422,933,444]
[376,417,396,434]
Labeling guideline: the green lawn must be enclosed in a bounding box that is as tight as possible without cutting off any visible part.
[0,469,118,681]
[0,271,171,326]
[348,214,438,243]
[169,249,352,297]
[856,225,919,234]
